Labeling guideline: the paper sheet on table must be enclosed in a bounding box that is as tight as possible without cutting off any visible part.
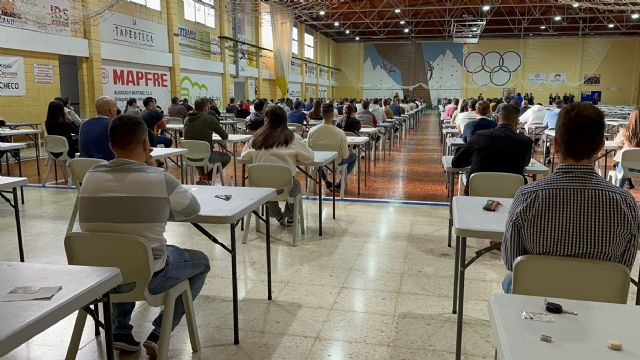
[0,286,62,301]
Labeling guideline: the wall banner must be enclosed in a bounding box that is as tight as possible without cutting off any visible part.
[34,64,54,84]
[179,71,222,106]
[548,73,566,85]
[0,56,25,96]
[287,82,301,99]
[101,63,171,109]
[583,74,601,86]
[178,25,211,59]
[100,12,169,52]
[528,73,545,84]
[0,0,71,35]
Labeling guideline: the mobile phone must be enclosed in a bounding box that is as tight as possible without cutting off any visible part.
[215,195,232,201]
[482,200,502,212]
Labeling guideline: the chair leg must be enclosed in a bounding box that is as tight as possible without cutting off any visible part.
[292,197,299,247]
[242,211,252,244]
[42,157,52,187]
[65,309,88,360]
[63,160,70,185]
[298,195,305,235]
[66,196,79,234]
[217,163,224,186]
[340,166,347,199]
[181,288,201,352]
[157,297,176,360]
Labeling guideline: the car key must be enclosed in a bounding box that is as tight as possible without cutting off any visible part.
[545,298,578,315]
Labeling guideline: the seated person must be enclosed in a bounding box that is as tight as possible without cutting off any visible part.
[461,101,496,143]
[79,114,209,357]
[235,105,251,119]
[613,107,640,188]
[124,98,141,116]
[519,100,531,116]
[207,99,221,117]
[45,100,79,159]
[184,98,232,185]
[355,100,377,127]
[452,104,533,194]
[167,96,188,120]
[338,103,362,135]
[287,100,308,125]
[54,96,82,126]
[544,99,564,129]
[308,99,324,121]
[245,99,266,132]
[501,103,639,293]
[307,103,357,191]
[518,104,547,134]
[241,105,314,226]
[79,96,117,160]
[141,97,172,148]
[455,99,478,132]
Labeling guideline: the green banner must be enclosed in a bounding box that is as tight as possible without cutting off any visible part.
[178,25,211,59]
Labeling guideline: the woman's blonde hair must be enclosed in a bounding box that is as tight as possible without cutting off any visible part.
[624,107,640,147]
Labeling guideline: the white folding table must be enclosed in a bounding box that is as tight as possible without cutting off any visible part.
[358,127,381,165]
[442,128,460,156]
[212,134,252,186]
[0,142,27,202]
[150,147,188,182]
[452,196,513,360]
[175,185,276,345]
[0,176,28,262]
[446,137,464,156]
[346,136,370,194]
[0,262,122,359]
[0,129,41,176]
[489,293,640,360]
[164,124,183,147]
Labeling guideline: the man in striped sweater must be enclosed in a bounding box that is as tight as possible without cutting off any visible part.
[78,114,209,358]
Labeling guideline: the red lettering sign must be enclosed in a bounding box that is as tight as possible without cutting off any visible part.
[111,68,168,88]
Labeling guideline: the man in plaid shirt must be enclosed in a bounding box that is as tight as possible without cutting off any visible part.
[501,103,640,292]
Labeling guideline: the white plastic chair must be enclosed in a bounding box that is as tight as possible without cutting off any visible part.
[235,118,247,133]
[181,140,224,185]
[66,158,107,234]
[287,123,305,137]
[512,255,630,304]
[64,232,200,360]
[167,117,184,125]
[42,135,71,187]
[607,148,640,186]
[468,172,524,198]
[242,164,305,246]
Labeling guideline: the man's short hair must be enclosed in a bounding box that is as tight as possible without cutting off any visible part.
[142,97,155,107]
[362,100,370,110]
[468,99,478,111]
[321,103,334,117]
[344,103,355,115]
[254,100,265,112]
[194,98,208,112]
[171,96,179,104]
[229,97,235,104]
[499,104,520,123]
[109,114,148,152]
[476,101,490,116]
[293,100,302,110]
[373,98,380,105]
[556,103,605,161]
[555,99,564,108]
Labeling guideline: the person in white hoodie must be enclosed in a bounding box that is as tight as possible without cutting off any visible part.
[369,98,387,123]
[518,104,548,135]
[241,105,314,226]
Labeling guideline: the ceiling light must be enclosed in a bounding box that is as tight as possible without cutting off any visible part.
[632,14,639,19]
[471,27,478,31]
[572,3,579,7]
[355,36,360,40]
[529,33,533,36]
[540,25,546,29]
[482,5,490,11]
[394,9,401,13]
[319,10,325,16]
[554,16,561,21]
[608,23,614,28]
[404,28,409,33]
[345,29,350,34]
[334,21,339,26]
[400,20,405,24]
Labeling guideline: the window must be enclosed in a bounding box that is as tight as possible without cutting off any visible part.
[128,0,161,11]
[304,33,314,59]
[184,0,215,28]
[260,10,273,50]
[292,26,298,54]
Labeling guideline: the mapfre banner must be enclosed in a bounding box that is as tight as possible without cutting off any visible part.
[0,56,25,96]
[101,64,171,109]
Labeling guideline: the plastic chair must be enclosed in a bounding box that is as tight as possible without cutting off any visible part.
[66,158,107,233]
[181,140,224,185]
[235,118,247,133]
[42,135,71,187]
[242,164,305,246]
[607,148,640,186]
[512,255,630,304]
[468,172,524,198]
[64,232,200,360]
[167,117,184,125]
[287,123,305,137]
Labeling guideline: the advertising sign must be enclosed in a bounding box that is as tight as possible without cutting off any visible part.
[102,63,171,109]
[179,71,222,106]
[178,25,211,59]
[0,56,25,96]
[100,12,169,52]
[0,0,71,35]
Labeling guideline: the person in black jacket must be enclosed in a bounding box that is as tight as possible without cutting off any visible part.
[45,100,79,159]
[452,104,533,194]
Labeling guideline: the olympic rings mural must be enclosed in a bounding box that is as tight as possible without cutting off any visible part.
[463,51,522,87]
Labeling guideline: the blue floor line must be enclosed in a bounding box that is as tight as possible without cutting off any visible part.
[405,139,417,154]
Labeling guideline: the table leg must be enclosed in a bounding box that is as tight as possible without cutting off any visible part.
[447,172,453,248]
[230,223,239,344]
[233,143,238,186]
[455,236,467,360]
[357,145,361,195]
[103,293,115,360]
[12,188,24,262]
[242,164,246,187]
[265,204,272,300]
[317,167,323,236]
[332,162,336,218]
[452,233,459,314]
[18,151,24,204]
[35,133,41,177]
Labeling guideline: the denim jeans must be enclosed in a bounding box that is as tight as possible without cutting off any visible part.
[155,135,173,148]
[268,179,301,219]
[502,272,513,294]
[112,245,210,337]
[319,153,358,182]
